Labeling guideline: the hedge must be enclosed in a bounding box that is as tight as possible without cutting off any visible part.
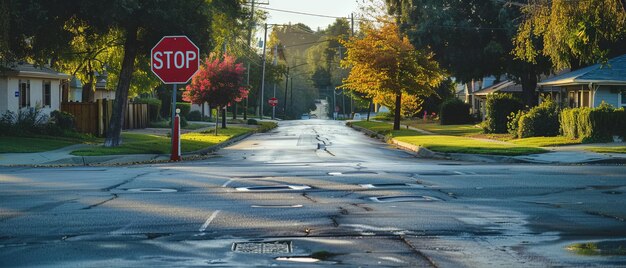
[560,103,626,142]
[484,93,524,133]
[439,98,471,125]
[516,100,560,138]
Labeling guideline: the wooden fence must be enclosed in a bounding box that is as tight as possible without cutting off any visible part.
[61,99,148,136]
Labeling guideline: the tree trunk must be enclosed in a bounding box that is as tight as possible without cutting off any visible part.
[393,92,402,130]
[520,72,538,107]
[215,106,219,135]
[232,103,237,120]
[367,99,373,121]
[221,106,227,128]
[104,24,138,147]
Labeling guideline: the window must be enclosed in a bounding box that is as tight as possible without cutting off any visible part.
[621,90,626,107]
[43,80,51,107]
[19,80,30,109]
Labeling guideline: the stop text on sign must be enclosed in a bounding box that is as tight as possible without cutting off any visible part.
[152,51,197,70]
[151,36,200,84]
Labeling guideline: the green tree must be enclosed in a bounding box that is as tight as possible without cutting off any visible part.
[340,21,445,130]
[514,0,626,70]
[386,0,552,106]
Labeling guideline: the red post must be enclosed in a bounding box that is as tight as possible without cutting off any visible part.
[171,114,181,161]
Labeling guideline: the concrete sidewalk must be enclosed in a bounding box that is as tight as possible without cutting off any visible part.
[352,123,626,165]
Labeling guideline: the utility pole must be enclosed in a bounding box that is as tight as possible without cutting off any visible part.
[260,23,267,120]
[283,66,289,119]
[350,13,355,116]
[272,45,277,120]
[244,0,255,120]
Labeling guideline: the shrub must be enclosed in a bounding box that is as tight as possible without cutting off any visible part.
[439,98,471,125]
[134,98,162,121]
[507,110,525,137]
[517,99,560,138]
[247,119,258,125]
[373,111,394,121]
[176,102,191,118]
[15,107,48,134]
[559,103,626,142]
[50,110,75,130]
[560,108,579,139]
[0,111,16,136]
[484,93,524,133]
[187,110,202,121]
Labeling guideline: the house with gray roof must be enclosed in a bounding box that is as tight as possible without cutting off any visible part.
[0,63,70,115]
[538,54,626,109]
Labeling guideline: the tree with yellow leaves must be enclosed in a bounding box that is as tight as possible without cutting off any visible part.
[340,21,445,130]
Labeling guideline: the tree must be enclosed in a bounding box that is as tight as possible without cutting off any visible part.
[183,53,248,133]
[72,0,241,147]
[514,0,626,70]
[340,21,445,130]
[386,0,552,106]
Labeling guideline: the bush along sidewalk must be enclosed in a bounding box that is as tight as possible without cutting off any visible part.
[349,121,546,156]
[560,102,626,143]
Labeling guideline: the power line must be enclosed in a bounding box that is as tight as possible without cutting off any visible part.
[250,5,355,20]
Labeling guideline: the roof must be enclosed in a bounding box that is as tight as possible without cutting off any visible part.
[0,63,70,80]
[538,54,626,87]
[473,80,522,96]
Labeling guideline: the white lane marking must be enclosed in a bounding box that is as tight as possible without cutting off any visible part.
[199,210,221,232]
[221,179,234,187]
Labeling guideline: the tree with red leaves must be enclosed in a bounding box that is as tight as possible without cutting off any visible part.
[183,53,248,133]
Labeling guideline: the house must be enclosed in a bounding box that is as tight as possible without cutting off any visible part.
[538,54,626,109]
[0,63,70,115]
[472,80,523,119]
[66,70,115,103]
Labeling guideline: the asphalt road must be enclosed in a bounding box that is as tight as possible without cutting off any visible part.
[1,119,625,267]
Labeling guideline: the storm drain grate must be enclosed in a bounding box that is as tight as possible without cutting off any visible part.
[235,185,311,192]
[232,241,292,254]
[359,183,424,189]
[369,195,442,203]
[126,188,177,193]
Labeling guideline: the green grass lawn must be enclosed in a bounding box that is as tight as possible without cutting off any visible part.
[71,127,251,156]
[585,146,626,154]
[149,120,207,130]
[0,135,99,153]
[352,120,546,155]
[403,120,482,136]
[510,136,582,147]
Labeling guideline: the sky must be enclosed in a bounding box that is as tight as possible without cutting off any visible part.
[259,0,361,31]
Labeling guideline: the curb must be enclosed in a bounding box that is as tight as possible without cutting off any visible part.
[0,130,260,168]
[348,122,625,165]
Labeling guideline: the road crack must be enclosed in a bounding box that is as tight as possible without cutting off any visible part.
[399,236,438,268]
[82,194,118,210]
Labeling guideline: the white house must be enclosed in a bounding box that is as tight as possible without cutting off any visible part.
[0,63,70,115]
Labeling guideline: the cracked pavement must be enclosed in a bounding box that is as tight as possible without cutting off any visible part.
[1,120,625,267]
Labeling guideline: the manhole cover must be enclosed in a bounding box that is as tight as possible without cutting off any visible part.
[232,241,292,254]
[251,204,304,208]
[235,185,311,191]
[126,188,177,193]
[369,195,442,202]
[359,183,424,189]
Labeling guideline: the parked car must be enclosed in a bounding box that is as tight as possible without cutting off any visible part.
[301,113,310,120]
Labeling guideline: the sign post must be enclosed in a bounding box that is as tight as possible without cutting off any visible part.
[151,36,200,161]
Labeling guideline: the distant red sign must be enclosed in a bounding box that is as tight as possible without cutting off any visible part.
[151,36,200,84]
[268,97,278,107]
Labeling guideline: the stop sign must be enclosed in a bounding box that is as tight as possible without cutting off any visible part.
[151,36,200,84]
[268,97,278,107]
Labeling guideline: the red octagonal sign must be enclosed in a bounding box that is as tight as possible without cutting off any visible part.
[151,36,200,84]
